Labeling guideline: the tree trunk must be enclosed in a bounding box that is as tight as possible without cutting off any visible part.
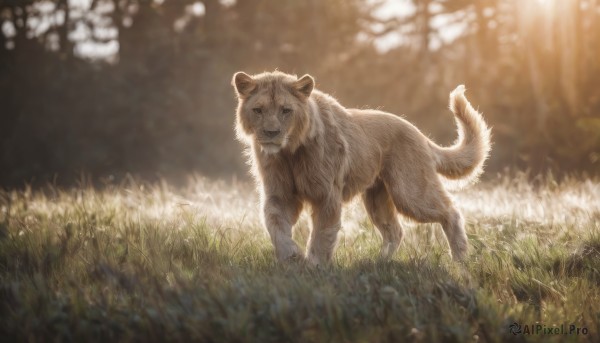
[556,0,580,117]
[57,0,74,58]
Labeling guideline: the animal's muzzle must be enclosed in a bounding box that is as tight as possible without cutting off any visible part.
[263,129,281,138]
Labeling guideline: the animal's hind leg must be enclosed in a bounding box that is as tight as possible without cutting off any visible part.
[383,170,468,261]
[440,205,467,261]
[362,180,403,259]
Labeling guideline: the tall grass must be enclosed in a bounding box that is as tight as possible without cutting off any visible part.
[1,173,599,342]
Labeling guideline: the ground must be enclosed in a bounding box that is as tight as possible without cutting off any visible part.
[0,173,599,342]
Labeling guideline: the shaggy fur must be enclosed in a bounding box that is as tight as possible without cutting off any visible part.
[232,71,491,265]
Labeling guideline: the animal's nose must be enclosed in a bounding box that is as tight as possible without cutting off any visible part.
[263,129,280,138]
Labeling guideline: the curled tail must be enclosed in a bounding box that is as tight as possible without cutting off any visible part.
[430,85,491,183]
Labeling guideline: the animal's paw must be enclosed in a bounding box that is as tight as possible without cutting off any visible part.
[283,252,306,265]
[306,253,332,269]
[451,245,469,262]
[275,242,304,263]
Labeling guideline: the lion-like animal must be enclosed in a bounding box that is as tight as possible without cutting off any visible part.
[232,71,490,265]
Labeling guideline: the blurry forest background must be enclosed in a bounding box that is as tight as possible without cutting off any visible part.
[1,0,600,187]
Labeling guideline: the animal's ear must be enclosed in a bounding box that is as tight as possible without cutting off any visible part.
[293,74,314,98]
[232,72,257,98]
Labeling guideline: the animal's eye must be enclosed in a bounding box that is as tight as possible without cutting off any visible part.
[252,108,262,114]
[282,108,292,115]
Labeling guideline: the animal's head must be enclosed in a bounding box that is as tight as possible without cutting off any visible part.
[232,71,314,154]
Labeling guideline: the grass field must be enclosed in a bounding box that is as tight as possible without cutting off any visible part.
[1,173,599,342]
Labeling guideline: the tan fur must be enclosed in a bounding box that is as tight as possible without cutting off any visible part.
[232,71,491,265]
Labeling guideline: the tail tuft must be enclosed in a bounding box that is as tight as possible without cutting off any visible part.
[430,85,491,185]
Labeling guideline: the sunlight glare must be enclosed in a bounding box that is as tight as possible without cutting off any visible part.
[19,174,600,248]
[535,0,556,12]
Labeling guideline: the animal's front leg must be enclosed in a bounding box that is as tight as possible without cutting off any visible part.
[306,199,342,266]
[263,195,303,262]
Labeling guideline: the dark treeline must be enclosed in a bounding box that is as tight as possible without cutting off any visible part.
[1,0,599,187]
